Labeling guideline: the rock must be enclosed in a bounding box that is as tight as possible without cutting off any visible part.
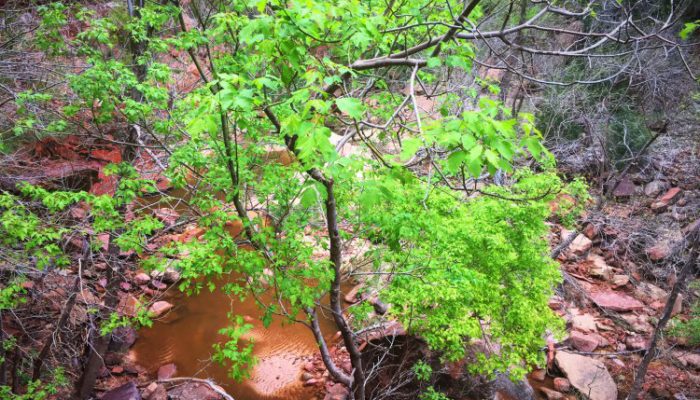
[585,254,613,280]
[102,382,142,400]
[644,180,667,197]
[553,377,571,392]
[651,187,682,212]
[111,366,124,374]
[167,381,223,400]
[530,369,546,381]
[589,290,644,312]
[303,378,318,386]
[646,242,672,261]
[344,284,364,304]
[153,208,180,226]
[555,351,617,400]
[150,280,167,290]
[625,335,649,351]
[150,268,181,284]
[142,383,167,400]
[149,301,173,317]
[120,282,133,291]
[117,294,142,317]
[108,326,137,353]
[301,372,313,381]
[635,282,668,303]
[621,314,654,334]
[583,223,598,239]
[612,178,636,198]
[490,373,535,400]
[157,363,177,380]
[570,331,607,353]
[570,234,593,255]
[612,274,629,288]
[673,351,700,369]
[571,313,598,333]
[134,273,151,286]
[540,387,565,400]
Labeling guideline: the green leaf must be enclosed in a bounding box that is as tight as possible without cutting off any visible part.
[335,97,365,120]
[400,137,422,160]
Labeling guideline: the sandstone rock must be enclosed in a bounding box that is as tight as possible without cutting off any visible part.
[167,381,223,400]
[157,363,177,380]
[571,313,598,333]
[625,335,649,351]
[651,187,682,212]
[540,387,565,400]
[621,314,653,334]
[612,274,629,288]
[673,351,700,369]
[671,294,683,317]
[644,180,667,197]
[531,369,546,381]
[612,178,636,198]
[134,273,151,286]
[646,242,672,261]
[585,254,613,280]
[153,208,180,226]
[589,290,644,312]
[149,301,173,317]
[102,382,142,400]
[108,326,137,353]
[570,234,593,255]
[553,377,571,392]
[142,383,167,400]
[150,267,181,284]
[490,374,535,400]
[570,331,607,352]
[555,351,617,400]
[635,282,668,303]
[150,280,167,290]
[117,294,142,318]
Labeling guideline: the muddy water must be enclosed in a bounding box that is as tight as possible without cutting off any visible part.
[131,278,339,400]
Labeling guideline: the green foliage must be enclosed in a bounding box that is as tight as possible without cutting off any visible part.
[419,387,451,400]
[212,315,257,382]
[669,283,700,346]
[0,367,68,400]
[680,21,700,40]
[412,360,433,382]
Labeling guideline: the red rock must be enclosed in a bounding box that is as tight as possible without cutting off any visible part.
[647,243,671,261]
[150,280,167,291]
[531,369,546,381]
[625,335,649,351]
[102,382,141,400]
[651,187,682,212]
[157,363,177,380]
[540,387,565,400]
[134,273,151,286]
[153,208,180,226]
[570,331,602,353]
[303,362,315,372]
[120,282,132,292]
[70,206,87,220]
[583,223,598,239]
[149,301,173,317]
[589,290,644,312]
[612,178,636,198]
[553,377,571,392]
[111,366,124,374]
[303,378,318,387]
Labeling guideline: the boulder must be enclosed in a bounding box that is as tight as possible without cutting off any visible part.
[530,369,546,381]
[149,301,173,317]
[585,254,613,280]
[634,282,668,303]
[646,242,672,261]
[589,290,644,312]
[102,382,141,400]
[651,187,682,212]
[134,273,151,286]
[570,331,607,353]
[612,274,629,288]
[150,268,181,284]
[612,178,636,198]
[108,326,137,353]
[569,234,593,255]
[167,381,224,400]
[625,335,649,351]
[157,363,177,380]
[571,313,598,333]
[553,377,571,392]
[555,351,617,400]
[142,382,167,400]
[672,351,700,369]
[644,180,667,197]
[540,387,565,400]
[490,373,535,400]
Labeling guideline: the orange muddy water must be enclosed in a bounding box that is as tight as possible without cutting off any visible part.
[131,279,339,400]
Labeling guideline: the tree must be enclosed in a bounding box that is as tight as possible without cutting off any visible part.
[3,0,692,398]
